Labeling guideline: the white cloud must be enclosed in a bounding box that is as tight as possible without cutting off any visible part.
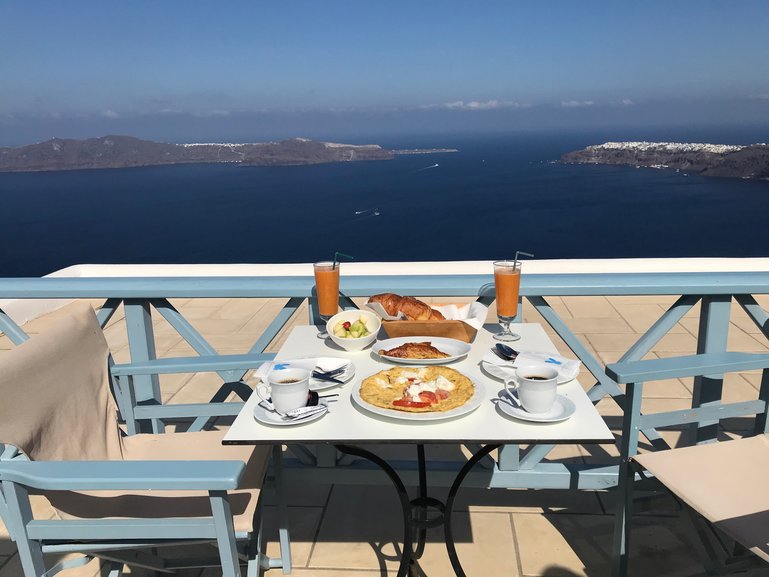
[621,98,634,106]
[193,109,231,117]
[560,100,594,108]
[101,110,119,119]
[424,99,528,111]
[149,108,231,117]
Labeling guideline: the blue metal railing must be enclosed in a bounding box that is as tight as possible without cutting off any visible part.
[2,270,769,489]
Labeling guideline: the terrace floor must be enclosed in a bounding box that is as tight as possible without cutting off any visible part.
[2,294,769,577]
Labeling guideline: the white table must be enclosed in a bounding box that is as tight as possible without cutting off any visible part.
[224,323,613,577]
[225,323,612,445]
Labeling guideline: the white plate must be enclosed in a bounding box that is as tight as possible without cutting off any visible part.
[496,392,576,423]
[351,373,483,422]
[481,360,574,386]
[253,403,328,426]
[373,337,472,365]
[270,357,356,391]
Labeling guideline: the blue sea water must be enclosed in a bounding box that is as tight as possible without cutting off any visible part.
[2,130,769,277]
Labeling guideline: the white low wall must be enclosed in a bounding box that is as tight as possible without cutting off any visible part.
[2,258,769,326]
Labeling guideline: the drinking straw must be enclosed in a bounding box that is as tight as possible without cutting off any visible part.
[333,252,354,269]
[513,251,535,269]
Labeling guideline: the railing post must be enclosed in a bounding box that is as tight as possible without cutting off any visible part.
[124,299,163,433]
[692,295,731,444]
[308,286,320,326]
[497,445,520,470]
[611,381,643,577]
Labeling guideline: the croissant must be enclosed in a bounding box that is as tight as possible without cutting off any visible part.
[368,293,402,317]
[368,293,445,321]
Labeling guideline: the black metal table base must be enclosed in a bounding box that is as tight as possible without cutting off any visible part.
[335,443,501,577]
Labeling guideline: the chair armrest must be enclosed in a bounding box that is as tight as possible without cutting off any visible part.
[111,352,275,376]
[606,352,769,384]
[0,460,244,491]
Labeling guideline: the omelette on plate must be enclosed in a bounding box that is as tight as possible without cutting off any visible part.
[359,366,474,413]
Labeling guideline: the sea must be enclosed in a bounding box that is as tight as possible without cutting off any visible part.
[2,127,769,277]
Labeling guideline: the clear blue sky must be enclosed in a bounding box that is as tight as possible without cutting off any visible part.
[1,1,768,144]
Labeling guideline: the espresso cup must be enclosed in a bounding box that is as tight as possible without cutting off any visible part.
[257,367,310,414]
[504,362,559,414]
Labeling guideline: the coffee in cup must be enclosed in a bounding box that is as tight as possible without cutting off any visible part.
[257,367,310,413]
[504,362,558,413]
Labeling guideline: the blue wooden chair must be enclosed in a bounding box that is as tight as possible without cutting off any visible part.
[0,304,285,577]
[608,352,769,576]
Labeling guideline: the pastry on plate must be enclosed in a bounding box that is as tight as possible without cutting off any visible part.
[378,341,450,359]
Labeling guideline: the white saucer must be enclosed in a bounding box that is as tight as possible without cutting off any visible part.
[496,393,576,423]
[253,403,327,426]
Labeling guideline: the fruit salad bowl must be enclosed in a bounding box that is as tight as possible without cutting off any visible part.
[326,309,381,351]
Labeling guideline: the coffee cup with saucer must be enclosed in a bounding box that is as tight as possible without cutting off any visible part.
[499,362,576,423]
[257,367,310,415]
[504,362,559,414]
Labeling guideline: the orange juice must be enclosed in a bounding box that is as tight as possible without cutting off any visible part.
[313,262,340,316]
[494,264,521,318]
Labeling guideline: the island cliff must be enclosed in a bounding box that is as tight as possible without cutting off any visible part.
[0,135,449,173]
[562,141,769,180]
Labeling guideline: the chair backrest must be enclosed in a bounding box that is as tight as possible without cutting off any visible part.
[0,304,124,461]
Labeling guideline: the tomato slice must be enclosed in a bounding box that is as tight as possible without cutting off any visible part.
[418,391,438,404]
[435,388,449,400]
[393,398,431,408]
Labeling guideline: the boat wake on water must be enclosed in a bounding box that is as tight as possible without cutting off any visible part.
[416,163,439,172]
[354,207,380,216]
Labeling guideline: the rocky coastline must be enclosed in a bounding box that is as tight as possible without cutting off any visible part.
[562,141,769,180]
[0,135,454,173]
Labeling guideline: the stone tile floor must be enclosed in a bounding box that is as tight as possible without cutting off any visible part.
[2,295,769,577]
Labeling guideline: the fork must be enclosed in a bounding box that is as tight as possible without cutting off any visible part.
[312,365,347,383]
[314,366,346,377]
[260,398,328,421]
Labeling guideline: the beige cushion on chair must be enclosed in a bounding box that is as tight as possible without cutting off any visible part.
[0,303,270,535]
[49,430,270,534]
[634,434,769,562]
[0,303,124,461]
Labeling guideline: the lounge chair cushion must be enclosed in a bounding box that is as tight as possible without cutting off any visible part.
[0,303,270,535]
[48,429,269,534]
[634,434,769,562]
[0,303,124,461]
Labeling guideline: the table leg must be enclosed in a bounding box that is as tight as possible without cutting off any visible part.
[335,444,414,577]
[411,444,446,560]
[413,445,428,560]
[444,444,501,577]
[335,443,501,577]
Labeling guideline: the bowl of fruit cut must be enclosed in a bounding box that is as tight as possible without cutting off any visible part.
[327,309,382,351]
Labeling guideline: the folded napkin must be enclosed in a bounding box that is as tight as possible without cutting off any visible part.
[252,357,350,383]
[431,302,488,331]
[481,350,581,381]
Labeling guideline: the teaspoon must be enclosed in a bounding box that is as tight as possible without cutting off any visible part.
[494,343,519,361]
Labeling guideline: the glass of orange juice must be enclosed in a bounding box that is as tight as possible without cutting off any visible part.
[313,261,340,338]
[493,260,522,342]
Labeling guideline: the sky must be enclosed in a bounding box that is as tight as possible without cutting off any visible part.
[1,1,768,145]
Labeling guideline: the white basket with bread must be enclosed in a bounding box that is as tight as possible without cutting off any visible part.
[365,293,488,343]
